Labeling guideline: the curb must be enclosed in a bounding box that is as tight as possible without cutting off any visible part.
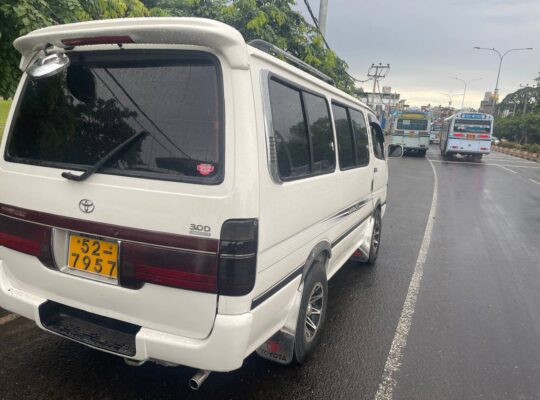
[493,146,540,162]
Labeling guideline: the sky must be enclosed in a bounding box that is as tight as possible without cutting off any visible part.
[295,0,540,108]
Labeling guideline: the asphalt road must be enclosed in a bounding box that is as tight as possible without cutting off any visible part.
[1,146,539,400]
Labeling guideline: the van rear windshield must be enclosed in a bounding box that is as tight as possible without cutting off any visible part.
[6,51,223,184]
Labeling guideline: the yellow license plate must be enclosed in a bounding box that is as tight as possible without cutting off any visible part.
[467,134,475,140]
[68,235,119,279]
[407,132,416,137]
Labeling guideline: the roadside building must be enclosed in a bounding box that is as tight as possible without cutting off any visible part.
[354,86,401,129]
[479,91,495,113]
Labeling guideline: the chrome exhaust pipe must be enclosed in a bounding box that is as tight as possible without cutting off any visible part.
[189,370,211,390]
[124,358,146,367]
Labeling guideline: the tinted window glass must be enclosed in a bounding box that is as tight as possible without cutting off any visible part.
[303,92,335,173]
[350,109,370,166]
[7,51,222,183]
[368,114,385,160]
[453,119,491,134]
[269,79,310,179]
[397,118,428,130]
[332,104,355,169]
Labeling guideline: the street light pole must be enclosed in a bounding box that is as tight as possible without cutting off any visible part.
[451,77,482,110]
[473,46,533,113]
[440,92,463,108]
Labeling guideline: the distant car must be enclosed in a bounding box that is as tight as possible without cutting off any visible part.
[492,137,500,144]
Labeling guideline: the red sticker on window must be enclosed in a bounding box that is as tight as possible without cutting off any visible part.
[197,163,215,176]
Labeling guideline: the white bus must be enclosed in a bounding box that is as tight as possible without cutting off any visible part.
[391,111,431,156]
[430,121,442,143]
[439,112,493,161]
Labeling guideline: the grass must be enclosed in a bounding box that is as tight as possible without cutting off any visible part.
[0,99,12,140]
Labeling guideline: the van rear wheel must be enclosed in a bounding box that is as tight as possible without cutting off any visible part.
[293,261,327,364]
[472,154,482,162]
[365,209,382,265]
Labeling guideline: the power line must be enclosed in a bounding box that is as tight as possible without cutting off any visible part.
[302,0,370,84]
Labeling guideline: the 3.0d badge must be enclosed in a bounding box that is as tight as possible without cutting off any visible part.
[79,199,95,213]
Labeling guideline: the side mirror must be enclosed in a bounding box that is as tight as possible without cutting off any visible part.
[387,144,403,158]
[27,52,70,80]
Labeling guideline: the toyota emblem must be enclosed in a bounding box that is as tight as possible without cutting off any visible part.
[79,199,95,214]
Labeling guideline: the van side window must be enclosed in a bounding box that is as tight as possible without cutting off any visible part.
[332,104,355,169]
[268,79,310,179]
[349,109,370,166]
[268,78,335,181]
[303,92,335,173]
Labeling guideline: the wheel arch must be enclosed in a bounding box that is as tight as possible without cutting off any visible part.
[302,241,331,282]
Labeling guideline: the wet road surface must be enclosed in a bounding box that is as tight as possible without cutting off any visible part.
[1,147,539,399]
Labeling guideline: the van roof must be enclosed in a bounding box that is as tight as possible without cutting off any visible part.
[14,17,371,112]
[14,17,249,70]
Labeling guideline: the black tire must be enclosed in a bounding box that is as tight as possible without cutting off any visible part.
[366,209,382,266]
[293,260,328,364]
[419,149,427,157]
[472,154,482,162]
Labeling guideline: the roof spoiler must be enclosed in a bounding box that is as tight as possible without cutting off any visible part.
[14,17,249,71]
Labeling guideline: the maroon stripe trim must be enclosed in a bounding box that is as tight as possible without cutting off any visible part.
[0,203,218,254]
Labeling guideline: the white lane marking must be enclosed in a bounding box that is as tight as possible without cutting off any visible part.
[0,313,20,326]
[529,178,540,186]
[496,165,518,174]
[428,160,540,168]
[375,158,438,400]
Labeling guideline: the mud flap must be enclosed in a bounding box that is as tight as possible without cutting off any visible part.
[255,282,304,365]
[350,214,374,262]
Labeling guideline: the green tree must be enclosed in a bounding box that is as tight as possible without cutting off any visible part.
[144,0,355,92]
[0,0,149,98]
[1,0,356,98]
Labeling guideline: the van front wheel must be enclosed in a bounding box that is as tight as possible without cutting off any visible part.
[294,261,328,364]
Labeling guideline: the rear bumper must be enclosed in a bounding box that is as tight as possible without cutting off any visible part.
[445,149,490,155]
[0,260,252,372]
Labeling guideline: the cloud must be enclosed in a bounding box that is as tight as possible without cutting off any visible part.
[295,0,540,107]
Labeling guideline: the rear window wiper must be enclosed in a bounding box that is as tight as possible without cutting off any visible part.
[61,130,148,182]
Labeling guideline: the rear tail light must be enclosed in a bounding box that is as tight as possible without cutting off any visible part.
[453,133,464,137]
[218,219,258,296]
[120,242,218,293]
[0,215,54,268]
[479,135,490,139]
[61,36,134,47]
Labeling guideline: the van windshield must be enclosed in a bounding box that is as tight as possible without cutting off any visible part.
[6,51,223,184]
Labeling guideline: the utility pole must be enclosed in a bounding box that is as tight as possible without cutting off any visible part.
[318,0,328,36]
[367,63,390,107]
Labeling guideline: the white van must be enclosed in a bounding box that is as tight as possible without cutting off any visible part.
[0,18,400,388]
